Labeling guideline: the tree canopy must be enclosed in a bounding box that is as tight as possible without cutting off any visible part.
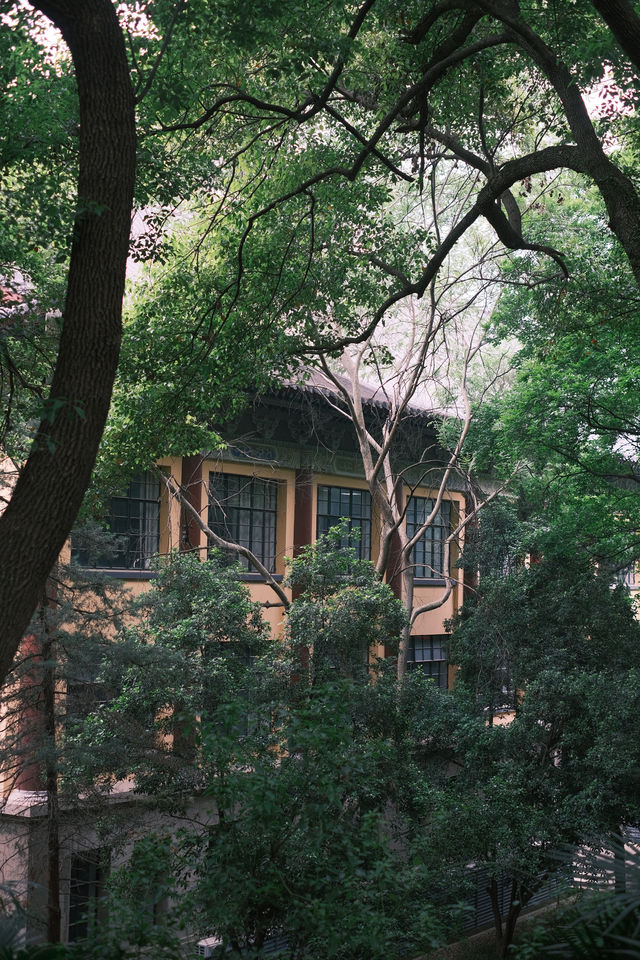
[2,0,640,693]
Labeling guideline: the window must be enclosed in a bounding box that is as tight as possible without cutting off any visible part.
[316,485,371,560]
[616,564,638,589]
[406,497,451,579]
[68,850,109,941]
[73,472,161,570]
[407,635,448,689]
[209,473,277,572]
[66,678,110,728]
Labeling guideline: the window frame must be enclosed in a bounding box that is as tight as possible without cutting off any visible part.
[68,849,109,942]
[315,484,372,560]
[407,635,449,689]
[406,496,451,581]
[72,471,161,571]
[208,472,279,574]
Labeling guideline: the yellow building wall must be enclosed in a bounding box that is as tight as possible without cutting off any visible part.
[90,457,465,670]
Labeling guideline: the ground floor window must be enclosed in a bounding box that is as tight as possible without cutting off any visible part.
[68,849,109,941]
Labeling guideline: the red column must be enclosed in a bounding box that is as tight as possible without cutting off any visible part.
[13,631,45,792]
[292,468,314,673]
[180,455,204,552]
[293,467,313,560]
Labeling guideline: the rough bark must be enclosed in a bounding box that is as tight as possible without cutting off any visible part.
[591,0,640,73]
[42,621,61,943]
[0,1,136,686]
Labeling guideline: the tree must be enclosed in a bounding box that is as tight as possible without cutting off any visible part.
[67,549,273,800]
[306,156,515,674]
[0,538,128,944]
[286,521,407,682]
[0,0,135,686]
[143,153,516,683]
[69,536,469,959]
[4,0,640,693]
[478,179,640,573]
[437,505,640,957]
[91,0,640,670]
[3,0,640,754]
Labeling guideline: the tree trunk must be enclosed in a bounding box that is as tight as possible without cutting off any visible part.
[397,565,415,680]
[40,590,61,943]
[501,880,522,959]
[488,875,505,958]
[614,831,627,894]
[0,0,136,687]
[590,0,640,73]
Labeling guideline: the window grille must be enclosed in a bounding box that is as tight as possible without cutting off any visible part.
[406,497,450,579]
[316,485,371,560]
[72,471,160,570]
[209,473,278,572]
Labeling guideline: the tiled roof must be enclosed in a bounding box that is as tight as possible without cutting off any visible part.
[274,367,441,418]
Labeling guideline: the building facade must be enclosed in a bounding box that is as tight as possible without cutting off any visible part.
[0,379,469,944]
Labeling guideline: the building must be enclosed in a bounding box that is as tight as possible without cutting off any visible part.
[0,372,470,944]
[82,372,467,683]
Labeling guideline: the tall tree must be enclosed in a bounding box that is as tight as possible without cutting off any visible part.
[0,0,135,685]
[308,159,513,674]
[4,0,640,693]
[69,541,455,960]
[437,506,640,957]
[476,177,640,571]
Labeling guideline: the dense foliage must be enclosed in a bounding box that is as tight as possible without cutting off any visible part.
[2,2,640,956]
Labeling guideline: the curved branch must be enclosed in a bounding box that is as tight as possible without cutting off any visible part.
[475,0,640,287]
[161,473,291,610]
[306,144,585,354]
[149,0,377,134]
[424,123,523,232]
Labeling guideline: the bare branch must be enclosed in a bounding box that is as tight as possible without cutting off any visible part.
[158,471,290,610]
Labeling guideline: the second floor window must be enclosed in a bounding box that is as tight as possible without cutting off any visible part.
[407,635,449,689]
[208,473,278,572]
[73,471,161,570]
[316,485,371,560]
[406,497,451,580]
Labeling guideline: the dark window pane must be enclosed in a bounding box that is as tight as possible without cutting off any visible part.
[316,485,372,560]
[407,635,448,689]
[208,473,278,572]
[68,850,109,942]
[72,472,161,570]
[407,497,451,579]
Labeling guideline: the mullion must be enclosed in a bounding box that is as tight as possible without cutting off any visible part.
[316,485,371,560]
[210,474,277,572]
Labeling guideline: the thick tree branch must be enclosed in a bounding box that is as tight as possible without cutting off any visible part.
[590,0,640,74]
[475,0,640,287]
